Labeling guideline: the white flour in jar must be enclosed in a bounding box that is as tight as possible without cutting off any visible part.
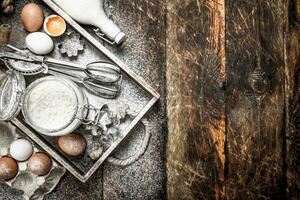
[25,79,78,132]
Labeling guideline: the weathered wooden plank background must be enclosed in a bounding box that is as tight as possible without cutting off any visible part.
[286,0,300,199]
[166,0,299,200]
[2,0,300,199]
[166,0,225,199]
[225,0,286,199]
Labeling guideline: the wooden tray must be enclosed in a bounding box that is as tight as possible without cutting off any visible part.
[2,0,159,182]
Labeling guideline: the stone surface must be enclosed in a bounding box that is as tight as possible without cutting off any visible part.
[45,171,104,200]
[102,1,167,200]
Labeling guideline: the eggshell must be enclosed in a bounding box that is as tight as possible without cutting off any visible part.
[0,157,18,180]
[44,15,66,37]
[21,3,44,32]
[58,133,86,156]
[26,32,54,55]
[28,153,52,176]
[10,139,33,161]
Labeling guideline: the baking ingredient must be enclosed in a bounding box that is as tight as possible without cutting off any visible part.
[25,79,78,132]
[52,0,125,44]
[25,32,54,55]
[58,133,86,156]
[0,156,18,180]
[10,139,33,161]
[44,15,66,37]
[28,153,52,176]
[21,3,44,32]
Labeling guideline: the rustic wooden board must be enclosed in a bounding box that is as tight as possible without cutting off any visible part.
[285,0,300,199]
[225,0,286,199]
[166,0,225,199]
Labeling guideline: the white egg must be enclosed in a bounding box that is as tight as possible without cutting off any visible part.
[25,32,54,55]
[10,139,33,161]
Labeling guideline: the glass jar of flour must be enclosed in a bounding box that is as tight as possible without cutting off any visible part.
[0,70,104,136]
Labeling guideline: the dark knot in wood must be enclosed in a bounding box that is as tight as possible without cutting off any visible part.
[247,67,270,95]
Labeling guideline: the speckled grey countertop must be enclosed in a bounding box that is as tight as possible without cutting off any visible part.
[0,0,166,199]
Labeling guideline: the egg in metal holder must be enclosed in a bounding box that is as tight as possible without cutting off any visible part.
[0,121,66,200]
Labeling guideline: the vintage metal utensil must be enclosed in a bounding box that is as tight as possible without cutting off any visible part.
[0,45,122,98]
[0,45,122,83]
[49,59,122,84]
[48,67,121,99]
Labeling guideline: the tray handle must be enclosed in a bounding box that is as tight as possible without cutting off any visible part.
[106,111,151,167]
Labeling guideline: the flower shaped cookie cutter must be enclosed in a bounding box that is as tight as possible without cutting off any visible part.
[58,31,85,58]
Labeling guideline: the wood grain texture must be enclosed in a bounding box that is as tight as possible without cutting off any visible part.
[166,0,225,199]
[225,0,286,199]
[286,0,300,199]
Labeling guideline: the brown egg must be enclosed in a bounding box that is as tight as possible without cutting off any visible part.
[58,133,86,157]
[0,157,18,180]
[28,153,52,176]
[21,3,44,32]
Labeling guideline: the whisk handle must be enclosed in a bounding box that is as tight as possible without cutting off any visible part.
[45,57,86,70]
